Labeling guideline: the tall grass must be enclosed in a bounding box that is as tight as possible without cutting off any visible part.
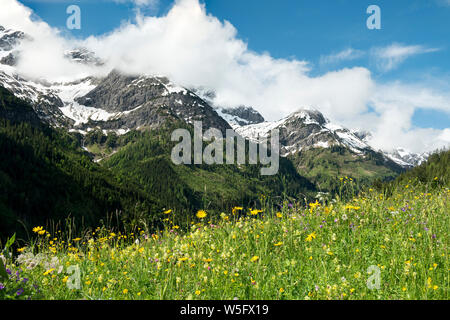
[1,179,448,300]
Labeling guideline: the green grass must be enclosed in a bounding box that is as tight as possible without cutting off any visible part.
[290,147,404,193]
[1,179,448,300]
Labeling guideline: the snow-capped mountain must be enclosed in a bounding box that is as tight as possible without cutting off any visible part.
[0,25,230,134]
[0,25,29,66]
[231,109,430,168]
[0,24,427,169]
[385,148,429,167]
[234,108,375,157]
[190,87,265,128]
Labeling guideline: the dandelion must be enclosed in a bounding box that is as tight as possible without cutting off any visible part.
[276,212,283,218]
[196,210,207,219]
[279,288,285,293]
[274,242,283,247]
[250,256,259,263]
[123,289,128,294]
[195,290,201,295]
[164,209,172,214]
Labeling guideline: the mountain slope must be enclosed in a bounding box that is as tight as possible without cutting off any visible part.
[0,85,160,240]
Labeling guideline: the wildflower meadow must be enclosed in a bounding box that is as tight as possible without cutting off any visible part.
[0,178,448,300]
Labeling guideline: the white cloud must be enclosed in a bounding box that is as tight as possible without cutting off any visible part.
[359,82,450,153]
[319,48,365,65]
[0,0,449,153]
[371,43,439,72]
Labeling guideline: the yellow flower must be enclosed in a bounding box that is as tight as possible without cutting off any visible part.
[274,242,283,246]
[32,226,43,233]
[279,288,285,293]
[196,210,207,219]
[250,256,259,263]
[232,207,243,215]
[62,276,69,283]
[73,238,81,242]
[250,209,263,216]
[17,247,26,253]
[309,200,320,213]
[305,232,316,242]
[195,290,201,296]
[164,209,172,214]
[123,289,128,294]
[276,212,283,218]
[43,268,55,276]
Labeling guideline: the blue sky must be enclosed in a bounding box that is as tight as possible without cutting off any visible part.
[17,0,450,130]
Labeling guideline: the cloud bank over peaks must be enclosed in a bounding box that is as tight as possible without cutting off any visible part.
[0,0,449,153]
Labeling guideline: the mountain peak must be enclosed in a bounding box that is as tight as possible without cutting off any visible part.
[64,48,104,66]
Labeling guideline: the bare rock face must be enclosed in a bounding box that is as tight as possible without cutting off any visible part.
[74,70,231,133]
[64,48,104,66]
[0,28,26,51]
[221,106,265,126]
[0,51,19,66]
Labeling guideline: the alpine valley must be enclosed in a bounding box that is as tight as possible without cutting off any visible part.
[0,25,432,239]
